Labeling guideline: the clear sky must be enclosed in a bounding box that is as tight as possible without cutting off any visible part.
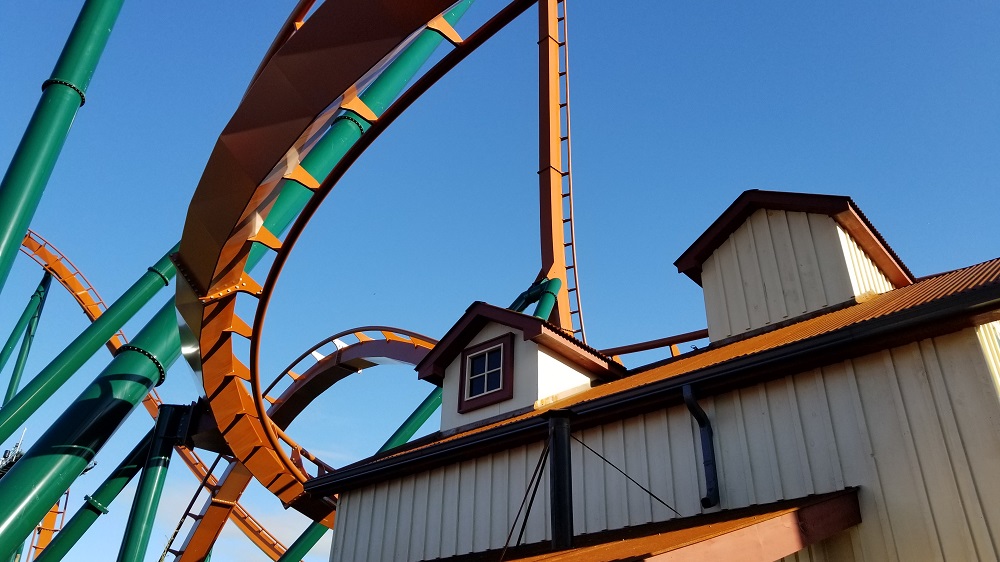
[1,1,998,561]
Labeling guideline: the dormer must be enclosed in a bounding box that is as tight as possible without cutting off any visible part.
[675,190,914,342]
[416,302,624,432]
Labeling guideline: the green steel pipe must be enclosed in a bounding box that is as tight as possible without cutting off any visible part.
[0,300,180,558]
[4,273,52,405]
[275,521,329,562]
[0,274,51,375]
[0,0,124,293]
[532,278,562,322]
[0,245,176,445]
[34,430,152,562]
[249,0,474,266]
[116,406,180,562]
[508,279,548,314]
[379,386,442,453]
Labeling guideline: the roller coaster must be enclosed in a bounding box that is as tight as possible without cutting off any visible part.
[0,1,704,560]
[2,1,989,561]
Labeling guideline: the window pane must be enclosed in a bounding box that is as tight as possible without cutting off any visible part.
[470,353,487,375]
[469,375,485,397]
[487,370,501,391]
[487,349,501,371]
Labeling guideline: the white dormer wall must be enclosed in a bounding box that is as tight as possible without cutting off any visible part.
[439,322,593,432]
[701,209,895,342]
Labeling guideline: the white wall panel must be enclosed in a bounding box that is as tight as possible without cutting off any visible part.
[331,327,1000,562]
[702,210,873,341]
[838,226,895,297]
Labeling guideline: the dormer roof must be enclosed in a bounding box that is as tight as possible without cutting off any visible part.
[674,190,914,287]
[415,302,625,386]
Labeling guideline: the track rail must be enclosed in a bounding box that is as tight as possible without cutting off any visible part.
[19,229,126,352]
[18,230,285,559]
[171,328,435,560]
[175,0,540,526]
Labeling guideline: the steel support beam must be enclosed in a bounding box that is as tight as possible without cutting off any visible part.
[0,0,124,292]
[34,431,152,562]
[547,410,573,550]
[0,273,51,378]
[0,301,180,558]
[275,522,328,562]
[0,246,176,445]
[4,273,52,405]
[378,386,442,453]
[117,406,186,562]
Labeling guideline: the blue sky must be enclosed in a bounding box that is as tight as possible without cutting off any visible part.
[1,1,999,560]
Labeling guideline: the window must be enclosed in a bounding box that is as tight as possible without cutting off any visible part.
[458,333,515,413]
[467,345,503,398]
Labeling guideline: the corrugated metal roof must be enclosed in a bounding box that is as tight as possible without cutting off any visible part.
[552,255,1000,407]
[310,256,1000,493]
[412,256,1000,443]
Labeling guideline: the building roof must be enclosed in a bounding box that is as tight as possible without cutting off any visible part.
[673,190,914,287]
[416,301,625,386]
[307,256,1000,495]
[433,488,860,562]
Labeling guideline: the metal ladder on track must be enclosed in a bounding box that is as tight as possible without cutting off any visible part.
[554,0,587,343]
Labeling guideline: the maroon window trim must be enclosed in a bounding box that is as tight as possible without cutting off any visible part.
[458,333,515,414]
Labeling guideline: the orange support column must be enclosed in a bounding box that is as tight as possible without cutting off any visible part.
[537,0,573,330]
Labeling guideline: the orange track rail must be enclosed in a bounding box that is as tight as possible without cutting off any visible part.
[174,328,435,560]
[174,0,463,525]
[18,230,286,560]
[175,0,536,527]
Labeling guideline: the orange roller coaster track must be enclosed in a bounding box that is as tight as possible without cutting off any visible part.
[176,0,537,526]
[170,327,436,560]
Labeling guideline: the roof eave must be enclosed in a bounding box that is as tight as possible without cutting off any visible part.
[674,190,914,286]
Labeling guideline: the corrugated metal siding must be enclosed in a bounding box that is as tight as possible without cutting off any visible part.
[331,328,1000,561]
[703,209,857,341]
[838,225,895,296]
[331,441,552,561]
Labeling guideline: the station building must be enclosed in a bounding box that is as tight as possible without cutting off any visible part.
[309,190,1000,562]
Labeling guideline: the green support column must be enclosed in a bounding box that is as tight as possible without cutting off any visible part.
[275,522,329,562]
[532,278,562,321]
[0,300,180,558]
[0,245,176,445]
[379,386,442,452]
[116,406,182,562]
[0,273,51,376]
[0,0,124,293]
[4,273,52,405]
[34,431,152,562]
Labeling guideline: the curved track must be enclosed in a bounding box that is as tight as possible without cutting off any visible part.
[175,0,536,525]
[18,230,287,559]
[174,328,435,559]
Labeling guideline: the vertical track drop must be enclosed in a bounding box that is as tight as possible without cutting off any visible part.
[538,0,586,342]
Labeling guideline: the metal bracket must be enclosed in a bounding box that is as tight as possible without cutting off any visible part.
[426,15,463,45]
[340,85,378,122]
[84,494,109,514]
[682,384,719,508]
